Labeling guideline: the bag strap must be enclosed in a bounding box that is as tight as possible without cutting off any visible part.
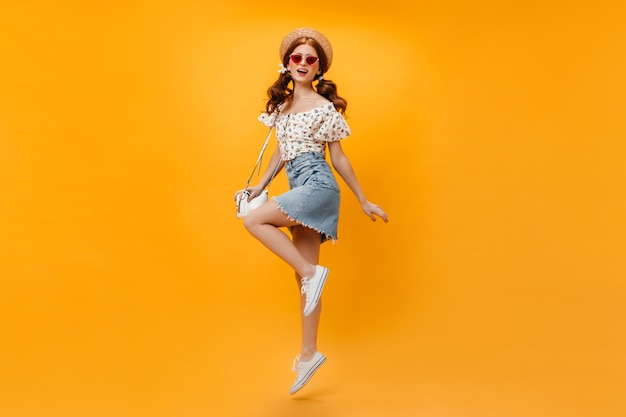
[243,113,282,192]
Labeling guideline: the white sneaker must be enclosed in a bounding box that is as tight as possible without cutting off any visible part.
[301,265,329,317]
[290,351,327,395]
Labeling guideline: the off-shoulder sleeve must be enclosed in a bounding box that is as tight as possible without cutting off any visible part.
[258,110,277,127]
[313,111,351,142]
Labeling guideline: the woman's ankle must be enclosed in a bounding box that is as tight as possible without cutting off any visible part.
[301,265,317,279]
[300,348,317,362]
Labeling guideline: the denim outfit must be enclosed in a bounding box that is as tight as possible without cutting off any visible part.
[259,103,350,243]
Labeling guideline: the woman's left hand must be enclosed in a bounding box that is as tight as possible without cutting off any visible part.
[362,201,389,223]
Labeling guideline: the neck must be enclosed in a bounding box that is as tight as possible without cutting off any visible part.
[291,82,316,100]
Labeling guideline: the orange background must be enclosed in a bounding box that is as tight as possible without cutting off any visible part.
[1,1,625,416]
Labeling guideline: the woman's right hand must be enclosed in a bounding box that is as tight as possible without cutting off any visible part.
[233,184,265,202]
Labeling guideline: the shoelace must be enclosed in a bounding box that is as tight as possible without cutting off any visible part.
[300,277,310,298]
[292,354,302,372]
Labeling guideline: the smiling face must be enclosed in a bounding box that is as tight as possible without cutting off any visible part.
[287,44,321,84]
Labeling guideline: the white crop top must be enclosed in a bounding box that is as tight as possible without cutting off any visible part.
[258,102,350,161]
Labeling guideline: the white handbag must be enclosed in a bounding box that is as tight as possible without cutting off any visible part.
[236,190,268,219]
[236,120,281,219]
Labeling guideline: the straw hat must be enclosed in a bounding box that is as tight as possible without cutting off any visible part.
[279,28,333,70]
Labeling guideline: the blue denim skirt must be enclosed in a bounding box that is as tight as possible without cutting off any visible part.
[273,152,340,243]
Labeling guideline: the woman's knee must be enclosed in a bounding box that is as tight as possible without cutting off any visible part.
[242,214,259,233]
[242,207,270,233]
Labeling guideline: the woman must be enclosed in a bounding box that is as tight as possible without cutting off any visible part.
[234,27,388,395]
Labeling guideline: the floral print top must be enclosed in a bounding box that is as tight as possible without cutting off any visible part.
[258,102,350,161]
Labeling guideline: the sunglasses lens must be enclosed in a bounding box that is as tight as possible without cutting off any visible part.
[290,54,318,65]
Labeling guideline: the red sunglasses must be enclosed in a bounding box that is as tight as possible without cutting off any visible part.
[290,54,319,65]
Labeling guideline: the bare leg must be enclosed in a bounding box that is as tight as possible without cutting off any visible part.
[243,200,317,279]
[292,225,323,362]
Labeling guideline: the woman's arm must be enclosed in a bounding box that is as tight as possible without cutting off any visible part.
[234,147,283,201]
[257,147,284,190]
[328,141,389,222]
